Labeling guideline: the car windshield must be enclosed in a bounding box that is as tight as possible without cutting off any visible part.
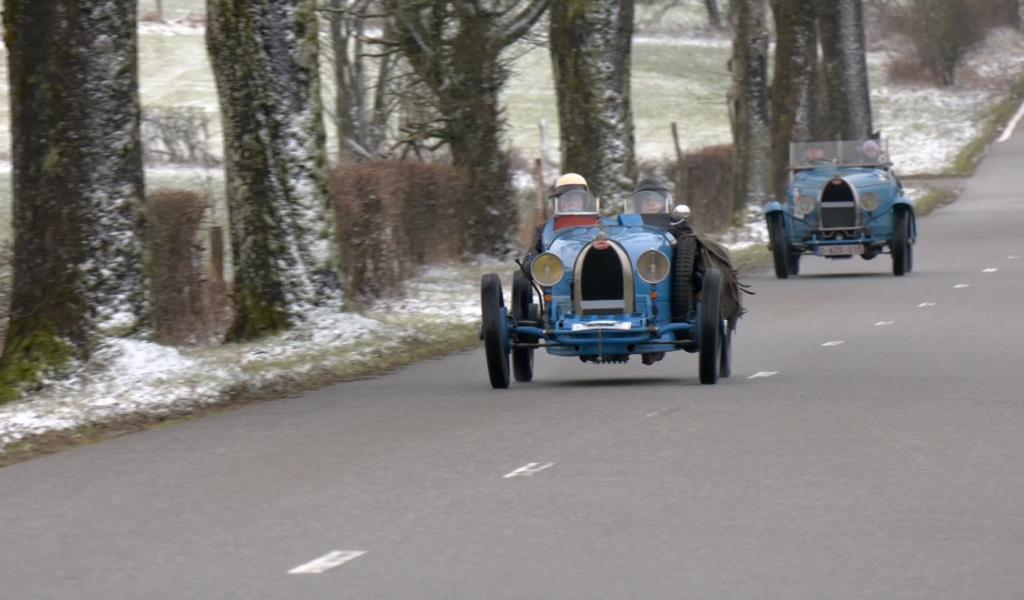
[625,190,671,215]
[553,189,599,215]
[789,138,890,168]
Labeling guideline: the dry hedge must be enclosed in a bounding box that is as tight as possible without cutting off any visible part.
[658,144,737,234]
[0,244,10,354]
[330,161,466,307]
[147,190,231,345]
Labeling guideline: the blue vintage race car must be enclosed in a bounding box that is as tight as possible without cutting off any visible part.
[480,189,737,389]
[763,138,917,278]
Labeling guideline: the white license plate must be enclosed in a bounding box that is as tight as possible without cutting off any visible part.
[819,244,863,256]
[571,321,632,332]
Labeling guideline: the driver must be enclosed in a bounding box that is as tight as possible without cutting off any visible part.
[529,173,595,252]
[552,173,595,214]
[805,145,827,163]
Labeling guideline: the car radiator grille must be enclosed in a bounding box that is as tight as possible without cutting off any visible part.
[579,248,626,315]
[821,180,857,229]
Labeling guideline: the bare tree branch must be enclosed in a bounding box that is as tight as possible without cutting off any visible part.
[500,0,549,47]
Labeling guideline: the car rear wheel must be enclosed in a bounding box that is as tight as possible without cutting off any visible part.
[719,322,732,378]
[699,268,723,384]
[767,213,790,279]
[892,208,911,276]
[511,270,535,383]
[481,274,510,389]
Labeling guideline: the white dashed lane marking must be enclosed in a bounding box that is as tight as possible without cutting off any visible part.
[983,268,999,273]
[822,341,845,347]
[998,99,1024,142]
[748,371,779,379]
[874,321,895,326]
[918,302,936,308]
[289,551,366,574]
[645,408,682,418]
[503,462,554,479]
[954,284,971,289]
[1009,255,1020,260]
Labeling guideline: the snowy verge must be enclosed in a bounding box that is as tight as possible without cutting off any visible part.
[0,260,503,454]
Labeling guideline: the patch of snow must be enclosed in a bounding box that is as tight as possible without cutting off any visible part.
[0,259,504,452]
[138,21,206,37]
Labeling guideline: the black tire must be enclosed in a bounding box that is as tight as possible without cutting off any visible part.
[481,274,510,389]
[767,212,790,279]
[892,208,910,276]
[719,323,732,378]
[699,268,723,384]
[672,235,699,322]
[787,252,800,276]
[511,271,535,383]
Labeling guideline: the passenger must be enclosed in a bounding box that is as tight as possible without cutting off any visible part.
[631,177,672,214]
[860,139,884,164]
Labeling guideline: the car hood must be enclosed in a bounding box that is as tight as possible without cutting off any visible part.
[546,225,674,265]
[793,167,894,191]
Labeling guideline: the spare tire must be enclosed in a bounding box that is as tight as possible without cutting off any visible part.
[672,235,700,322]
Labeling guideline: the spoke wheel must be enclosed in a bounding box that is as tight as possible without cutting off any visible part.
[768,213,791,279]
[892,208,911,276]
[511,271,535,383]
[719,323,732,378]
[699,268,723,384]
[672,235,699,322]
[481,274,510,389]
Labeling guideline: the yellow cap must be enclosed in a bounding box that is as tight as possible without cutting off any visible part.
[555,173,588,190]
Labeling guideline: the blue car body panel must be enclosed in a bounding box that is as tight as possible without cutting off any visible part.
[767,163,916,256]
[521,215,702,359]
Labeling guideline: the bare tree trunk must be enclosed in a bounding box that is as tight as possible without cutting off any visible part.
[156,0,164,19]
[207,0,339,342]
[729,0,772,209]
[0,0,148,400]
[550,0,637,203]
[769,0,819,200]
[705,0,722,28]
[327,0,393,161]
[389,0,549,254]
[817,0,873,139]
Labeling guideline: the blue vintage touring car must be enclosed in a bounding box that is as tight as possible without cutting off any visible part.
[764,138,917,278]
[480,189,739,389]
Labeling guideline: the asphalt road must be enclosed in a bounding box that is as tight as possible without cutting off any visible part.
[2,128,1024,599]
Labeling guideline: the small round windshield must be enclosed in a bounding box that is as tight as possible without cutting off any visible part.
[554,189,598,215]
[628,190,670,214]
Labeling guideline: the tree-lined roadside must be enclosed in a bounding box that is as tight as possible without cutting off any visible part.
[2,0,1024,463]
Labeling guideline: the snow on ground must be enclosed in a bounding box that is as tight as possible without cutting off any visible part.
[0,260,503,451]
[3,26,1024,455]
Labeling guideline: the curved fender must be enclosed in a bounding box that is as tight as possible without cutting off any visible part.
[894,195,917,241]
[762,200,785,216]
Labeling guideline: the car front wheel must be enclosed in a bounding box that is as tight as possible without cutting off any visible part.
[767,213,791,279]
[481,274,510,389]
[892,208,911,276]
[699,268,723,384]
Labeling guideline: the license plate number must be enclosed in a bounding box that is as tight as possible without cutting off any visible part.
[571,321,632,332]
[819,244,863,256]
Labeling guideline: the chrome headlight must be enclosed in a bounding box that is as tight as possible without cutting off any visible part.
[531,252,565,286]
[861,192,880,211]
[796,195,816,216]
[636,250,671,284]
